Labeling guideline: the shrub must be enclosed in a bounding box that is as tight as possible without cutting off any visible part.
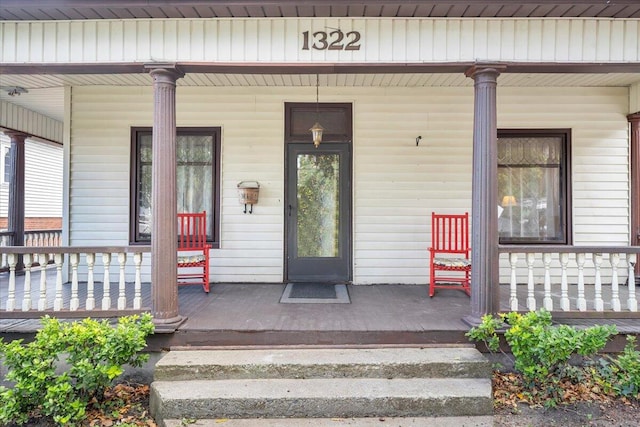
[467,309,618,405]
[0,313,154,426]
[500,310,616,388]
[610,335,640,397]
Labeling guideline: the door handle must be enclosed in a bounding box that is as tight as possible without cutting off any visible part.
[288,204,292,217]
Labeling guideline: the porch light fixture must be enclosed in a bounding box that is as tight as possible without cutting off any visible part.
[309,74,324,148]
[2,86,28,97]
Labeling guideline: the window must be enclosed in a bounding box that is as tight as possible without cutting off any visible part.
[1,144,10,184]
[130,127,221,246]
[497,129,571,244]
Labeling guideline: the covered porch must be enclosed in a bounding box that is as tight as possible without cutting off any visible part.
[1,1,640,345]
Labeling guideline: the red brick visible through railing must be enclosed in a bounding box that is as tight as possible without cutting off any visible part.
[0,217,62,230]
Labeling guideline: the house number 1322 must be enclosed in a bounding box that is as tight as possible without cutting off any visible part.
[301,30,362,51]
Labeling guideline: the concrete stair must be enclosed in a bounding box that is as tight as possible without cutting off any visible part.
[150,346,494,427]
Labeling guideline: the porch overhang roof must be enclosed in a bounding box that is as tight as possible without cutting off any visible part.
[1,1,640,21]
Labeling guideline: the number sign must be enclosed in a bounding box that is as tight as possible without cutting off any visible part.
[302,30,361,51]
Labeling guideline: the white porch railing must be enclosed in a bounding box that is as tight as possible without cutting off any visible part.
[498,246,639,314]
[24,229,63,247]
[0,229,62,271]
[1,246,151,317]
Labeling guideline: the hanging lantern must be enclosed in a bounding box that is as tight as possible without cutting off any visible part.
[310,74,324,148]
[309,121,324,148]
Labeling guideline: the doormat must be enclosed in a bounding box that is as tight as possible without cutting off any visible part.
[279,283,350,304]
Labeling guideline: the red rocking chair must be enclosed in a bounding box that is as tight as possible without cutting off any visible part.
[428,212,471,297]
[177,211,211,293]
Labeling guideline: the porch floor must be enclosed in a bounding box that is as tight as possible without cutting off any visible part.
[164,283,473,348]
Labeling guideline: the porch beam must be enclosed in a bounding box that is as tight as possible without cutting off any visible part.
[5,131,27,269]
[146,63,185,330]
[2,62,640,76]
[629,112,640,279]
[464,64,504,324]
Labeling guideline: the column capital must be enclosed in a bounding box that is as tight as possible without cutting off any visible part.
[145,63,185,83]
[3,130,28,142]
[628,112,640,123]
[464,64,507,81]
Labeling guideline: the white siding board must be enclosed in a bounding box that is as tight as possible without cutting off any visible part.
[631,83,640,113]
[68,85,630,285]
[0,134,63,219]
[0,101,63,143]
[3,18,640,64]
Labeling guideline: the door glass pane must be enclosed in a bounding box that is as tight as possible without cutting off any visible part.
[297,153,340,257]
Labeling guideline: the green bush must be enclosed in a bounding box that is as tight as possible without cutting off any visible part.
[467,309,618,405]
[0,313,154,426]
[610,335,640,397]
[501,310,616,388]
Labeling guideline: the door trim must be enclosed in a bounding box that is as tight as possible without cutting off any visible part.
[284,102,353,283]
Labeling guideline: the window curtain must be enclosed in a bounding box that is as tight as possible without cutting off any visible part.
[498,136,562,242]
[177,135,213,239]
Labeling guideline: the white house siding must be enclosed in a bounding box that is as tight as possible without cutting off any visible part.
[0,101,63,144]
[2,18,639,65]
[69,84,629,285]
[0,133,62,220]
[497,87,630,284]
[631,82,640,113]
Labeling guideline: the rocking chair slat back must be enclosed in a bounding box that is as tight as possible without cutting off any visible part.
[177,211,211,293]
[428,212,471,298]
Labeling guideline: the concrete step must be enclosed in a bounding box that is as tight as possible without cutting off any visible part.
[153,347,491,381]
[163,416,494,426]
[151,377,492,420]
[150,347,494,425]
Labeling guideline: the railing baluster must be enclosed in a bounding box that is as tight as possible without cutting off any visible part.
[1,234,9,267]
[543,253,553,311]
[70,253,80,311]
[2,245,148,315]
[576,253,586,311]
[118,252,127,310]
[610,253,621,312]
[526,252,536,311]
[7,254,17,311]
[628,254,637,312]
[102,253,112,310]
[54,253,64,311]
[38,253,49,311]
[593,253,603,311]
[22,254,33,311]
[86,253,96,310]
[509,252,519,311]
[134,252,142,309]
[560,253,570,311]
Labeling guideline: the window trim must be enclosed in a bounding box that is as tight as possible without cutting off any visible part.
[1,143,10,185]
[129,127,221,247]
[497,128,572,245]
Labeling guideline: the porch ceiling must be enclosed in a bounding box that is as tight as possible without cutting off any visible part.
[1,1,640,20]
[1,72,639,123]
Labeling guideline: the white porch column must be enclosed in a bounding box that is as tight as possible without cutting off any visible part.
[145,64,184,329]
[464,65,504,324]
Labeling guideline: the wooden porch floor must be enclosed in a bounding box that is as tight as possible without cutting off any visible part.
[165,283,473,349]
[1,269,639,350]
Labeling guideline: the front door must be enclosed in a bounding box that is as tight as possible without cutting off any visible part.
[284,103,352,283]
